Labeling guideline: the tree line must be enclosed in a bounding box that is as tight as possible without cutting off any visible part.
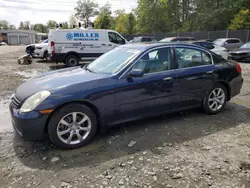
[0,0,250,34]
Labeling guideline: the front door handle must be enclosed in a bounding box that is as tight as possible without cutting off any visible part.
[163,77,172,81]
[206,71,213,74]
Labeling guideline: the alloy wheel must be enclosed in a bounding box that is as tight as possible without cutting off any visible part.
[208,88,226,112]
[57,112,91,145]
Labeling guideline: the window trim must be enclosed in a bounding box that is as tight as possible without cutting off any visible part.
[172,45,214,70]
[108,32,126,45]
[119,46,175,79]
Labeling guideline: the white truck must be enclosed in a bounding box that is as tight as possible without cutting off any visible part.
[48,28,128,67]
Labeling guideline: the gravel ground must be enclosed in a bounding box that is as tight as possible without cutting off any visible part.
[0,46,250,188]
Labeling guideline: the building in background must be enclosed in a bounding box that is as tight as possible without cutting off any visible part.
[0,30,37,45]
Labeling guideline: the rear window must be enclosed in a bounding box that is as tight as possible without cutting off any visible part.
[211,52,227,64]
[141,37,155,42]
[227,39,240,44]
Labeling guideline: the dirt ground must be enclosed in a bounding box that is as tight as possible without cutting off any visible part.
[0,46,250,188]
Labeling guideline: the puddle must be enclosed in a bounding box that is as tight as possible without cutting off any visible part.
[14,70,42,79]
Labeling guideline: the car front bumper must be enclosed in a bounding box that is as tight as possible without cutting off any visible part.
[9,104,49,141]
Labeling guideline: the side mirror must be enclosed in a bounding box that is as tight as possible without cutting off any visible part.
[129,69,144,77]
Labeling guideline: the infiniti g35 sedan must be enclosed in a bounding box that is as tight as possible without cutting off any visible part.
[10,43,243,149]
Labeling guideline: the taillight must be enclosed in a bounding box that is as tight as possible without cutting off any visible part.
[50,41,55,54]
[236,63,242,73]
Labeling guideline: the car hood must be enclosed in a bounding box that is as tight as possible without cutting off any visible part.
[16,67,108,100]
[230,48,250,53]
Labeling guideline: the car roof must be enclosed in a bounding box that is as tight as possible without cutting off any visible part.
[215,38,240,41]
[122,42,206,51]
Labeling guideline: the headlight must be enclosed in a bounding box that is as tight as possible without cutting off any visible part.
[20,91,51,113]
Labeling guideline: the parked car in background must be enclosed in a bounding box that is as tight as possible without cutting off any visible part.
[213,38,243,50]
[34,39,49,60]
[191,41,229,59]
[160,36,195,42]
[229,42,250,62]
[10,43,243,149]
[0,41,7,46]
[48,28,128,67]
[131,36,157,43]
[26,39,48,60]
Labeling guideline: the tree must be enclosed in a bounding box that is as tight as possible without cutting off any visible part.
[18,21,24,29]
[69,14,78,28]
[9,25,16,30]
[46,20,58,29]
[94,3,112,29]
[62,22,69,29]
[136,0,170,33]
[75,0,99,27]
[127,13,136,34]
[0,20,9,29]
[229,9,250,30]
[23,21,30,30]
[33,23,47,33]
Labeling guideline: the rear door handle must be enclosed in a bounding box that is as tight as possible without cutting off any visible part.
[163,77,172,81]
[206,71,213,74]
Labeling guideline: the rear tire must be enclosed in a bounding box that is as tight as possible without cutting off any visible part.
[65,55,79,67]
[43,51,48,61]
[48,104,97,149]
[203,83,227,115]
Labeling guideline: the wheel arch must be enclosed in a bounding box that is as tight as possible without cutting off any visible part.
[215,81,231,101]
[64,51,81,60]
[45,100,101,133]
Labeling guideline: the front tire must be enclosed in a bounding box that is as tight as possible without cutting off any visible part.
[48,104,97,149]
[203,83,227,115]
[65,55,79,67]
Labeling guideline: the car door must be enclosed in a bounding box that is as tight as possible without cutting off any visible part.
[113,47,178,123]
[173,46,216,109]
[225,39,241,50]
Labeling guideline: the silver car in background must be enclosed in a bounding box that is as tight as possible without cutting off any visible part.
[213,38,243,50]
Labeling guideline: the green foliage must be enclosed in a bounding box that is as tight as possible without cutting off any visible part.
[62,22,69,29]
[46,20,58,29]
[33,24,47,33]
[94,3,113,29]
[229,9,250,30]
[23,21,30,30]
[0,20,10,29]
[18,21,24,30]
[75,0,99,26]
[69,14,78,28]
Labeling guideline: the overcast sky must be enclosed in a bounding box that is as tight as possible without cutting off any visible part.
[0,0,137,26]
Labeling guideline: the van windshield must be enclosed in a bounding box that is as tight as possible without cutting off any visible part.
[86,47,141,74]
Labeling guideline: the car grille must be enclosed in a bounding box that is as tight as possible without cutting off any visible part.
[11,95,22,109]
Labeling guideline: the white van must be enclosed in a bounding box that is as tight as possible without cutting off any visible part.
[48,28,128,66]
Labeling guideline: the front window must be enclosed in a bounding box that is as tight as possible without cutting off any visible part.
[175,47,212,69]
[108,32,126,45]
[132,47,172,74]
[240,43,250,48]
[86,47,141,74]
[43,39,48,43]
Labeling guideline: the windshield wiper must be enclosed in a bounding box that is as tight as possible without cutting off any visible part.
[85,66,95,73]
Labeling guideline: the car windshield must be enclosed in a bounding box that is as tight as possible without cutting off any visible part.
[213,39,226,46]
[86,47,141,74]
[43,39,48,43]
[240,43,250,48]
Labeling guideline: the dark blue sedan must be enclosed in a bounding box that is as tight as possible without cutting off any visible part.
[10,43,243,149]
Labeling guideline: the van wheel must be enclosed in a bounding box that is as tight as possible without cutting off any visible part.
[43,51,49,61]
[65,55,79,67]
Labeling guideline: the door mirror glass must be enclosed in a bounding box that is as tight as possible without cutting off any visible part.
[129,69,144,77]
